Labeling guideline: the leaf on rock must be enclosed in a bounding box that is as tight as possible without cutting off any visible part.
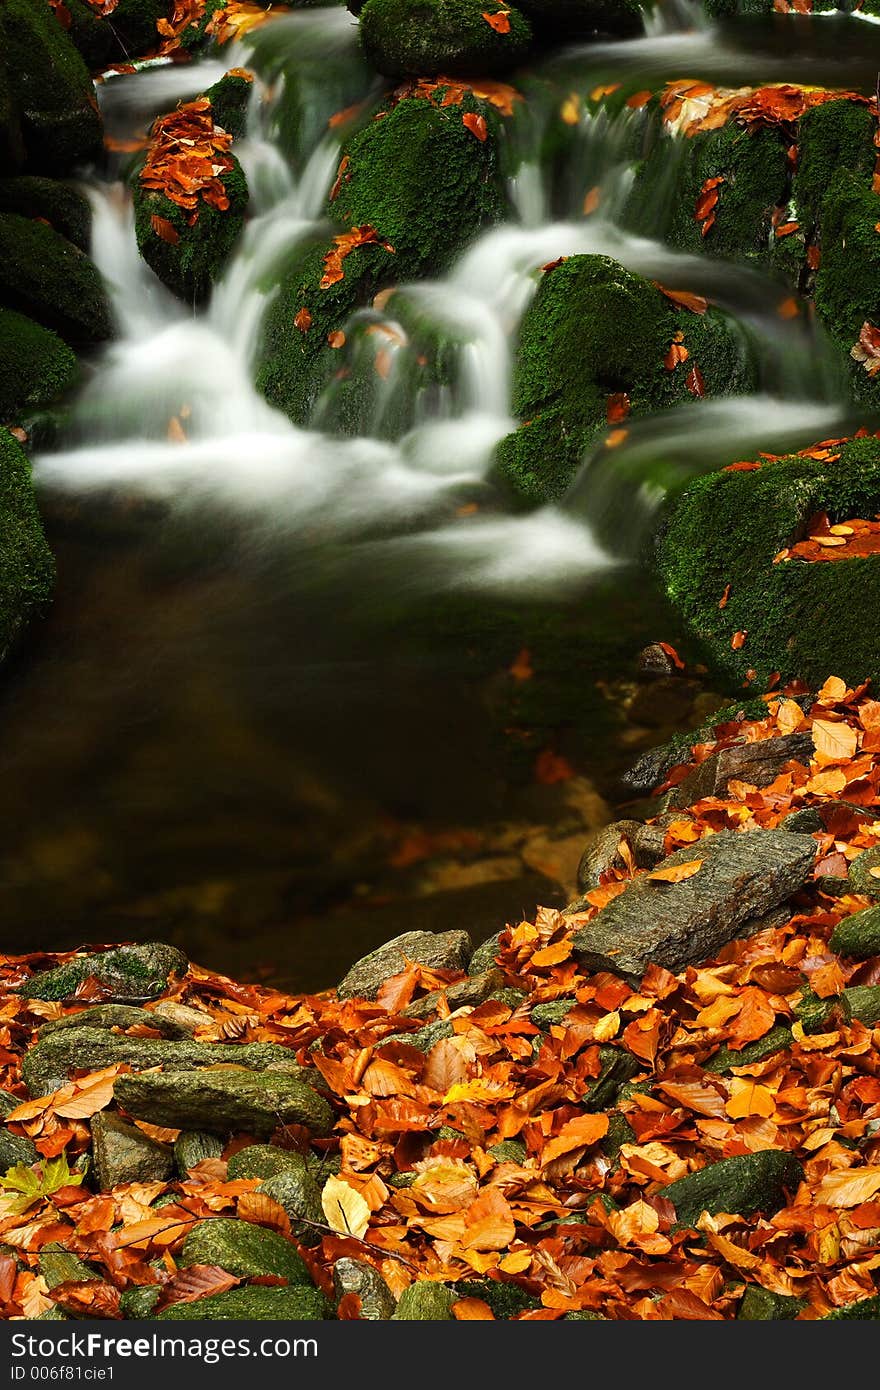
[462,112,488,142]
[321,1175,371,1240]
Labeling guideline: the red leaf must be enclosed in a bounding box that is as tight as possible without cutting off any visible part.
[685,363,705,397]
[150,214,180,246]
[157,1265,241,1311]
[462,113,488,142]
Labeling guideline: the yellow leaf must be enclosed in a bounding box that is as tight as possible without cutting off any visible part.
[776,698,805,734]
[817,676,848,705]
[805,767,847,796]
[648,859,703,884]
[704,1229,762,1271]
[814,1166,880,1208]
[321,1176,371,1240]
[593,1010,621,1042]
[498,1250,531,1274]
[560,93,580,124]
[725,1078,776,1119]
[531,939,572,968]
[811,718,858,763]
[443,1078,517,1105]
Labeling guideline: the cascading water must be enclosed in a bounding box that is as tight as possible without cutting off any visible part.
[1,7,875,984]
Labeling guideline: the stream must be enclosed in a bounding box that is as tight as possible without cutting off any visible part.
[1,5,876,989]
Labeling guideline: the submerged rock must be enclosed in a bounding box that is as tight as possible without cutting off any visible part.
[0,428,54,666]
[17,943,187,1005]
[660,1150,804,1228]
[90,1111,175,1190]
[494,255,756,507]
[333,1258,396,1319]
[181,1218,312,1285]
[158,1286,329,1320]
[358,0,531,78]
[114,1068,334,1137]
[571,829,815,976]
[657,434,880,689]
[336,928,473,999]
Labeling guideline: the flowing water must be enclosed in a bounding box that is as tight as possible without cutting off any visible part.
[2,7,877,987]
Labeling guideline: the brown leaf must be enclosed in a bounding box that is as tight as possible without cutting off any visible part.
[150,214,180,245]
[157,1265,240,1311]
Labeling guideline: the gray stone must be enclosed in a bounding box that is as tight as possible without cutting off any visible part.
[114,1069,333,1137]
[380,1019,454,1053]
[39,1005,189,1040]
[401,968,504,1019]
[333,1258,395,1320]
[668,733,814,810]
[90,1111,174,1191]
[173,1131,224,1176]
[181,1218,311,1285]
[572,829,815,977]
[23,1028,308,1096]
[392,1281,456,1320]
[15,943,187,1003]
[158,1286,327,1320]
[259,1168,323,1245]
[151,1000,215,1035]
[577,819,668,893]
[337,930,473,1000]
[0,1089,37,1169]
[226,1144,308,1182]
[468,932,503,976]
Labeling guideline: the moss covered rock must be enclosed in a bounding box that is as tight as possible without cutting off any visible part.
[659,1150,804,1228]
[657,436,880,688]
[134,161,248,305]
[203,71,254,141]
[703,1024,793,1074]
[17,942,187,1005]
[158,1285,329,1320]
[115,1068,334,1136]
[794,100,875,232]
[830,905,880,960]
[844,984,880,1027]
[0,428,54,665]
[0,0,102,173]
[495,254,755,506]
[260,1166,324,1244]
[0,308,77,423]
[358,0,531,78]
[0,178,91,253]
[258,91,507,424]
[816,172,880,406]
[0,214,111,346]
[738,1285,806,1319]
[392,1281,456,1318]
[333,1258,396,1319]
[793,987,851,1035]
[227,1144,310,1182]
[181,1218,312,1284]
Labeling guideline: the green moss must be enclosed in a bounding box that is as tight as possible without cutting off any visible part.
[703,1024,793,1074]
[493,254,755,506]
[794,987,851,1035]
[203,72,254,140]
[159,1286,329,1320]
[0,0,102,173]
[227,1144,310,1182]
[0,213,111,345]
[258,94,507,424]
[453,1279,539,1318]
[660,1150,804,1229]
[845,985,880,1027]
[63,0,169,68]
[134,160,248,304]
[738,1285,807,1319]
[824,1294,880,1319]
[17,943,186,1005]
[119,1285,162,1318]
[849,846,880,897]
[358,0,531,79]
[626,123,788,261]
[584,1046,641,1112]
[0,177,91,252]
[794,100,875,230]
[816,172,880,405]
[0,308,78,423]
[657,435,880,688]
[830,905,880,960]
[0,428,54,664]
[392,1281,456,1319]
[181,1218,312,1284]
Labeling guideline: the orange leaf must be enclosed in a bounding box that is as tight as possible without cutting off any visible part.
[530,939,572,968]
[731,630,747,650]
[294,307,312,333]
[157,1265,240,1311]
[482,9,511,31]
[453,1296,495,1318]
[542,1113,609,1165]
[461,1188,516,1250]
[648,859,703,884]
[150,214,180,245]
[462,112,488,142]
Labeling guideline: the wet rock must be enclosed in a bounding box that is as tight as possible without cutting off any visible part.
[133,158,248,306]
[23,1028,304,1096]
[849,847,880,899]
[259,1167,324,1245]
[576,818,668,893]
[0,306,77,421]
[0,428,54,666]
[636,642,681,678]
[738,1286,806,1320]
[0,215,110,348]
[173,1131,224,1177]
[114,1069,334,1137]
[660,1150,803,1228]
[358,0,531,78]
[400,968,505,1018]
[0,177,91,252]
[0,0,103,173]
[181,1218,311,1285]
[668,733,814,809]
[703,1024,793,1074]
[333,1258,396,1320]
[392,1281,456,1319]
[90,1112,174,1191]
[494,255,756,507]
[572,829,815,977]
[158,1286,328,1320]
[0,1089,38,1169]
[793,988,851,1035]
[16,942,187,1004]
[336,929,473,1000]
[202,71,253,141]
[38,1004,188,1040]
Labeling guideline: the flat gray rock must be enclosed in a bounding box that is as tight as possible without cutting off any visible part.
[669,733,814,809]
[115,1068,333,1137]
[572,829,815,977]
[90,1111,174,1190]
[336,930,472,1000]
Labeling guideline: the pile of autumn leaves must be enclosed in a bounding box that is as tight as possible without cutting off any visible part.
[6,679,880,1317]
[140,96,236,241]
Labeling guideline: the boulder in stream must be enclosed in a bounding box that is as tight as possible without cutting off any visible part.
[0,214,111,347]
[0,0,102,174]
[571,828,815,976]
[0,428,55,666]
[358,0,532,78]
[0,309,77,427]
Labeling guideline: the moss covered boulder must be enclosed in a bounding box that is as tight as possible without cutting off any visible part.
[359,0,531,78]
[181,1218,312,1285]
[0,178,91,253]
[158,1286,329,1320]
[258,91,508,424]
[0,309,78,423]
[0,214,111,346]
[63,0,169,69]
[16,942,187,1005]
[134,163,248,305]
[660,1150,804,1228]
[494,255,755,506]
[0,0,102,173]
[115,1068,334,1136]
[0,428,54,665]
[815,172,880,406]
[392,1281,456,1318]
[657,434,880,689]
